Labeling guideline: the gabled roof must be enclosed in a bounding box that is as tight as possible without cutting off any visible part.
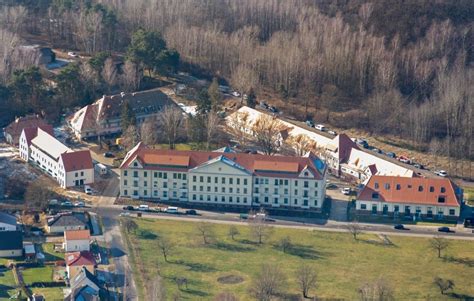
[70,266,101,290]
[31,128,70,160]
[60,150,93,172]
[326,134,359,162]
[66,251,96,267]
[65,229,90,241]
[22,125,54,146]
[48,213,87,227]
[121,143,325,179]
[0,231,22,250]
[4,114,50,144]
[66,285,99,301]
[213,146,236,153]
[0,212,17,226]
[358,175,460,207]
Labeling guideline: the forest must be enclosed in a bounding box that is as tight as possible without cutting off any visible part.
[0,0,472,162]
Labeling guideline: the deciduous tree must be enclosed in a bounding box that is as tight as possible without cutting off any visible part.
[433,277,454,295]
[359,277,394,301]
[196,222,215,245]
[296,264,318,299]
[252,115,285,155]
[158,105,183,149]
[430,236,450,258]
[157,236,175,262]
[250,263,286,301]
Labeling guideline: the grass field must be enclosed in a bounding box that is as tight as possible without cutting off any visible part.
[0,259,19,300]
[464,187,474,205]
[125,218,474,300]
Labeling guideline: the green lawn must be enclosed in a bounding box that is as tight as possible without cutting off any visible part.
[22,266,54,284]
[0,261,19,300]
[30,287,64,300]
[41,243,63,262]
[125,219,474,300]
[464,187,474,205]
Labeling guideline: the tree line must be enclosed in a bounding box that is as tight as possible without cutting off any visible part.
[0,0,472,166]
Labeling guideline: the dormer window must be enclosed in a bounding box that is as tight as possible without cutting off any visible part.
[374,182,379,189]
[372,192,379,199]
[418,186,423,192]
[396,184,401,190]
[429,186,434,192]
[440,187,446,193]
[438,196,445,203]
[384,183,390,190]
[304,172,308,176]
[133,161,138,167]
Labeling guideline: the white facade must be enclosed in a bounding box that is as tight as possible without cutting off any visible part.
[64,239,90,252]
[120,152,327,211]
[0,222,17,231]
[0,249,22,258]
[20,128,94,188]
[355,200,460,219]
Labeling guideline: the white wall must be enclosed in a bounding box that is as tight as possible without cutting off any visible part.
[0,222,17,231]
[0,249,22,258]
[64,169,94,188]
[64,239,90,252]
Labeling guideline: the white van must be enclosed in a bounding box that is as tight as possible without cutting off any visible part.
[138,204,149,211]
[166,206,179,214]
[315,124,326,131]
[95,163,108,175]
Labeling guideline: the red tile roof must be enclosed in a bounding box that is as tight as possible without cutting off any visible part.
[64,229,90,241]
[66,251,96,267]
[5,115,50,145]
[60,150,93,172]
[121,144,325,179]
[358,175,460,207]
[22,125,54,146]
[142,154,190,166]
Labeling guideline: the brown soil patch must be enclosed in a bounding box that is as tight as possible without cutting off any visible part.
[217,274,244,284]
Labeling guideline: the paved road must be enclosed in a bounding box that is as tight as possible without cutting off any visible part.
[93,170,138,301]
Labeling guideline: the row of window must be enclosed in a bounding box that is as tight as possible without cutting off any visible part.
[374,182,446,193]
[360,203,456,216]
[255,178,318,188]
[254,196,317,206]
[192,194,249,204]
[192,175,249,186]
[124,170,187,181]
[192,185,248,194]
[254,187,317,197]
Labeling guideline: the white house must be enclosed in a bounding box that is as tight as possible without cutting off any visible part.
[20,127,94,188]
[120,142,327,211]
[356,175,461,221]
[63,229,91,252]
[47,213,88,234]
[0,212,18,231]
[0,231,23,258]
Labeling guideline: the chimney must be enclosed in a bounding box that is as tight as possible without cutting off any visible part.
[15,116,19,123]
[120,92,126,97]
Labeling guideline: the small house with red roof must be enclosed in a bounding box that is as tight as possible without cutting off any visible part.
[4,114,51,146]
[120,142,327,211]
[356,175,461,221]
[63,229,91,252]
[19,127,93,188]
[65,251,96,280]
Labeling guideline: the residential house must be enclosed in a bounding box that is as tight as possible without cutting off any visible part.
[65,251,96,280]
[69,88,178,140]
[64,229,91,252]
[356,176,461,221]
[0,231,23,257]
[322,134,359,176]
[65,266,106,301]
[19,125,54,161]
[3,114,51,146]
[120,142,327,211]
[0,212,18,231]
[20,127,94,188]
[47,212,88,234]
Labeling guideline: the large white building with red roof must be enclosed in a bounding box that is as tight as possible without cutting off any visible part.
[120,142,328,211]
[19,127,94,188]
[355,175,461,221]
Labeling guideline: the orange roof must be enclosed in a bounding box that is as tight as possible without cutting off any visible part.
[64,229,90,241]
[254,161,299,173]
[358,176,460,207]
[61,150,93,172]
[142,154,190,167]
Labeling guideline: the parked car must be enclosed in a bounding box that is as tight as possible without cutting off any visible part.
[119,212,131,217]
[438,226,454,233]
[138,204,149,211]
[328,130,337,135]
[61,201,73,207]
[74,201,85,207]
[49,199,59,206]
[435,170,448,177]
[185,209,197,215]
[259,101,269,109]
[123,205,135,211]
[231,91,240,97]
[67,51,78,58]
[315,124,326,131]
[84,185,92,195]
[398,156,411,164]
[305,120,315,127]
[394,224,409,230]
[166,206,179,214]
[413,163,424,169]
[326,183,338,190]
[269,106,278,113]
[103,152,114,158]
[341,187,352,195]
[371,147,382,154]
[356,138,369,149]
[386,152,396,158]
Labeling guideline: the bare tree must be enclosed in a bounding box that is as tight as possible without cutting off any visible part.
[250,263,286,301]
[157,236,176,262]
[287,134,316,156]
[206,111,220,150]
[226,111,251,147]
[121,124,140,151]
[228,225,240,241]
[24,177,55,211]
[277,236,292,253]
[230,64,259,104]
[214,292,239,301]
[196,222,215,245]
[122,59,142,91]
[102,57,118,92]
[249,216,273,244]
[140,118,159,146]
[158,106,183,149]
[433,277,455,295]
[359,277,394,301]
[429,235,450,258]
[124,219,138,234]
[252,115,285,155]
[296,264,318,299]
[346,222,363,240]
